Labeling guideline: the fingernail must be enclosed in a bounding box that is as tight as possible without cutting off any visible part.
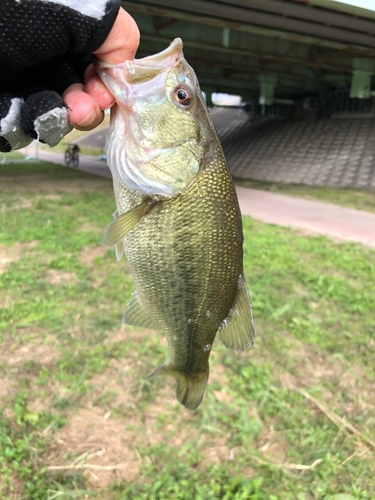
[103,92,114,105]
[98,92,114,110]
[105,98,115,109]
[76,109,97,127]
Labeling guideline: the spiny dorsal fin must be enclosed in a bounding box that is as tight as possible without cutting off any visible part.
[123,292,157,330]
[101,199,155,248]
[218,274,255,352]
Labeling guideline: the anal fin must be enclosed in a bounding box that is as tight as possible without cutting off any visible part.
[218,274,255,352]
[123,292,157,330]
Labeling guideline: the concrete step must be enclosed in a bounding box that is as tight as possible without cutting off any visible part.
[211,110,375,190]
[75,107,375,190]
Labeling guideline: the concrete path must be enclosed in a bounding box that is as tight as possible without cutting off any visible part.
[236,187,375,247]
[35,149,375,248]
[34,149,111,179]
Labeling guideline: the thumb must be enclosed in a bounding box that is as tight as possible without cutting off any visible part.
[93,7,140,64]
[64,8,140,130]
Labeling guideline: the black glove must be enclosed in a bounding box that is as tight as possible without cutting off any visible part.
[0,0,120,152]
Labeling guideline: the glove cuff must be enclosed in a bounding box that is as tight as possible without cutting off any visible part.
[85,0,121,54]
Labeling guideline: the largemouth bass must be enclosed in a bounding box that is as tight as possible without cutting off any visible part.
[94,39,254,410]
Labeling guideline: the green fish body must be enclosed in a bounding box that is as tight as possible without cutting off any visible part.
[94,39,254,410]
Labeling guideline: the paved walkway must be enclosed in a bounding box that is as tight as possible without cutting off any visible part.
[237,187,375,247]
[35,149,375,248]
[33,149,111,179]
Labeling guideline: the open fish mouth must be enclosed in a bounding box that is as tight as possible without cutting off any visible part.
[93,38,184,88]
[125,38,184,84]
[131,37,183,65]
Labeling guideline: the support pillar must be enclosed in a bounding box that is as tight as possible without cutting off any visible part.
[259,75,278,115]
[222,28,230,48]
[202,88,214,108]
[350,59,375,99]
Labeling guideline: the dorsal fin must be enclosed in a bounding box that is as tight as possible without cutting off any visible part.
[218,274,255,352]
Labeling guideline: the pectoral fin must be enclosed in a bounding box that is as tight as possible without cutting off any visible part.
[218,274,255,352]
[123,292,157,330]
[101,199,155,248]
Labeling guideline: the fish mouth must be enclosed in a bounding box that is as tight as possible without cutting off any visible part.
[128,38,183,68]
[125,38,184,84]
[93,38,184,85]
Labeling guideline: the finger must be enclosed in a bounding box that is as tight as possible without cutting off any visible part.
[93,8,140,64]
[0,93,32,152]
[22,91,72,147]
[84,64,97,83]
[84,65,114,110]
[62,83,104,130]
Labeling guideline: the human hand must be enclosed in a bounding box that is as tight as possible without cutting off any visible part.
[0,1,139,152]
[62,8,139,131]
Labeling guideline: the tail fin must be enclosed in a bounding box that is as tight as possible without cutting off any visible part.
[175,370,209,411]
[149,362,209,411]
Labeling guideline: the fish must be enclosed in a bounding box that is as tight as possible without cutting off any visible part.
[93,38,254,410]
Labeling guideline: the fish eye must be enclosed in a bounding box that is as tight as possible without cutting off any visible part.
[173,86,192,106]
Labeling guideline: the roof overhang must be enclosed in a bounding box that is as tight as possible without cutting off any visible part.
[122,0,375,100]
[305,0,375,19]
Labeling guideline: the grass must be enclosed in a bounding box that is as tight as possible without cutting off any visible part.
[234,178,375,214]
[1,151,27,161]
[0,161,374,499]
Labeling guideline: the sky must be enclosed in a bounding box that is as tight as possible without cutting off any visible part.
[331,0,375,11]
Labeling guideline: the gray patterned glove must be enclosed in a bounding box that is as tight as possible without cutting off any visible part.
[0,0,120,152]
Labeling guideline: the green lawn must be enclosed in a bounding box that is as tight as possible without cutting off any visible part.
[0,161,374,500]
[1,150,27,161]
